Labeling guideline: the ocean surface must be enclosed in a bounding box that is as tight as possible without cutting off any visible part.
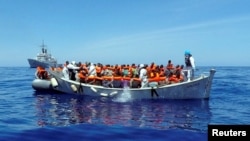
[0,66,249,141]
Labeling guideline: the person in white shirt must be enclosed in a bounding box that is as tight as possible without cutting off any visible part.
[88,63,96,76]
[67,61,80,80]
[62,61,80,80]
[62,61,70,79]
[139,64,148,88]
[184,50,196,80]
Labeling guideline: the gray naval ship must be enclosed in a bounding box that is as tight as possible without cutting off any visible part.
[27,41,58,68]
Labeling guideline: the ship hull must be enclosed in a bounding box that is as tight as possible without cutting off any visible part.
[28,58,56,68]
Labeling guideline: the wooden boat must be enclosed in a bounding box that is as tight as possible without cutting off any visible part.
[40,69,216,100]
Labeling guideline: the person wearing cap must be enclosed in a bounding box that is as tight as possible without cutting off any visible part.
[139,64,148,88]
[184,50,196,80]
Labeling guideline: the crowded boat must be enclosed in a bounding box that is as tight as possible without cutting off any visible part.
[36,60,191,89]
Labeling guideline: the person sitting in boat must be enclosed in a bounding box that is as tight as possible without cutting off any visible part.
[167,65,184,84]
[167,71,179,84]
[77,67,88,83]
[148,67,159,87]
[130,76,141,88]
[165,60,174,77]
[179,64,186,82]
[102,65,114,87]
[139,64,148,88]
[149,62,157,71]
[158,64,168,85]
[128,64,141,88]
[174,65,185,82]
[121,69,132,88]
[130,63,139,78]
[112,64,123,88]
[35,66,48,79]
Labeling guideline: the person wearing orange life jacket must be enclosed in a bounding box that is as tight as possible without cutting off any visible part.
[77,63,89,83]
[168,71,179,84]
[112,64,123,88]
[113,64,121,76]
[36,66,48,79]
[153,66,167,85]
[74,61,83,82]
[150,62,157,71]
[147,65,159,97]
[159,65,165,76]
[148,69,159,83]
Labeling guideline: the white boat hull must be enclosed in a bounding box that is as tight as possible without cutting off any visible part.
[44,69,216,99]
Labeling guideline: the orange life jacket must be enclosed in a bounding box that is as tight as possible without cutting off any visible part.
[37,66,48,79]
[168,75,179,83]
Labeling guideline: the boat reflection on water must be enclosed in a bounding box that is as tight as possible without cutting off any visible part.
[34,92,211,132]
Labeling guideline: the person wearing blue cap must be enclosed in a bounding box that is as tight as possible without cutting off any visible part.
[184,50,196,80]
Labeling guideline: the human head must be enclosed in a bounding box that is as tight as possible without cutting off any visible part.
[65,61,69,65]
[139,64,144,68]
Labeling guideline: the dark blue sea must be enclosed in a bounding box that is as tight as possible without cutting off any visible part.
[0,66,249,141]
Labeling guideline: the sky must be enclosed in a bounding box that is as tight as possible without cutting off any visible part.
[0,0,250,67]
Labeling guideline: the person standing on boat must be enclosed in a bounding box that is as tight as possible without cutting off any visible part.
[62,61,80,80]
[88,63,97,76]
[184,50,196,80]
[62,61,70,79]
[139,64,148,88]
[67,61,80,81]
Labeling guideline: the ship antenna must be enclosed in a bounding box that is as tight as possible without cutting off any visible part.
[41,40,47,54]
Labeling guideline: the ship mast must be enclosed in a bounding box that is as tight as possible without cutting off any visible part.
[41,40,47,54]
